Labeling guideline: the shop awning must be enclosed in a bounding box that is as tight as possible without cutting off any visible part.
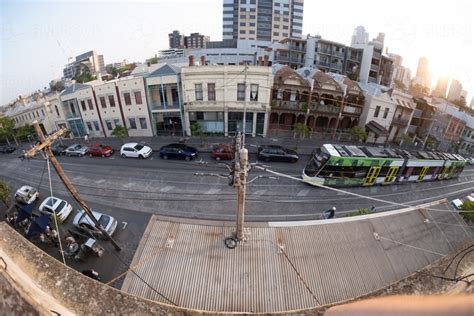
[365,120,389,136]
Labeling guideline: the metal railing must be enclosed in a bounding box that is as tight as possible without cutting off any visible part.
[391,117,410,126]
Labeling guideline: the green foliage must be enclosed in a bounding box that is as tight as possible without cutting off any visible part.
[111,125,129,139]
[293,122,311,139]
[460,201,474,222]
[0,180,11,208]
[74,73,97,83]
[393,79,406,91]
[271,100,278,108]
[190,122,203,136]
[347,126,367,142]
[0,117,15,141]
[401,134,414,145]
[148,57,158,64]
[347,208,372,217]
[15,124,36,141]
[348,72,359,81]
[300,101,308,112]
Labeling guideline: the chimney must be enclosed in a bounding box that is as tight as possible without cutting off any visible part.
[200,56,206,66]
[258,56,263,66]
[189,55,195,67]
[263,55,269,66]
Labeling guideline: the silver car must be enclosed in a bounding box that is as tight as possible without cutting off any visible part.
[65,144,88,157]
[72,209,118,239]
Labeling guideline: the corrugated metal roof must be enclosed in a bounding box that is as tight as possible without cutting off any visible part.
[122,202,473,313]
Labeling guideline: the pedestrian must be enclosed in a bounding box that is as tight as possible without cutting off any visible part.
[84,134,89,143]
[324,206,336,219]
[82,269,101,281]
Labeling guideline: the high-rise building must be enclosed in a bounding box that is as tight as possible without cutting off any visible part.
[447,79,463,102]
[351,26,369,46]
[222,0,304,42]
[432,75,450,98]
[168,30,209,49]
[169,30,185,49]
[413,57,432,91]
[63,50,105,79]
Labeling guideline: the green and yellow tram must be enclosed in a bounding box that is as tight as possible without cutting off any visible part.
[303,144,467,187]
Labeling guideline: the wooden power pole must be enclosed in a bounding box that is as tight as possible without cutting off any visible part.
[23,121,122,251]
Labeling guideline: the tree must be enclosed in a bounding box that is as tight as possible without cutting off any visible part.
[293,123,311,139]
[0,180,11,208]
[15,124,36,141]
[111,125,129,143]
[400,134,414,146]
[148,56,158,65]
[347,126,367,142]
[393,79,406,91]
[460,201,474,222]
[0,117,15,143]
[74,73,96,83]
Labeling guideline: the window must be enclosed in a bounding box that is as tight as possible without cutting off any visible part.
[113,119,121,127]
[250,84,258,101]
[93,121,100,131]
[374,106,381,118]
[100,97,106,108]
[55,105,60,116]
[134,91,142,104]
[87,99,94,110]
[81,100,86,111]
[86,121,93,131]
[240,22,246,26]
[105,120,112,130]
[208,83,216,101]
[124,92,131,105]
[195,84,203,101]
[237,83,246,101]
[139,117,147,129]
[383,108,389,119]
[240,30,246,34]
[108,95,115,107]
[129,118,137,129]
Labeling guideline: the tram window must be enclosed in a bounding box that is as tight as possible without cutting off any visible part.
[304,158,321,177]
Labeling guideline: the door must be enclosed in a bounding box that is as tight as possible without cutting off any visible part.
[417,166,429,182]
[384,167,399,184]
[364,166,381,186]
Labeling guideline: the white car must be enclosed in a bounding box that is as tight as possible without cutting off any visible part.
[451,199,463,210]
[72,209,118,238]
[14,185,39,204]
[39,197,73,221]
[120,143,152,159]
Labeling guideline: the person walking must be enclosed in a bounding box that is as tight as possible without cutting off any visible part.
[324,206,336,219]
[84,134,89,144]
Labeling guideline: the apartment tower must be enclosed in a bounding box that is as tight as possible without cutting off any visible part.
[222,0,304,42]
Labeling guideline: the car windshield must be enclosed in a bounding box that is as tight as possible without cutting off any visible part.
[82,212,110,228]
[98,214,110,227]
[56,201,66,212]
[134,144,144,151]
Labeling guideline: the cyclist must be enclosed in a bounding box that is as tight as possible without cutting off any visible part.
[323,206,336,219]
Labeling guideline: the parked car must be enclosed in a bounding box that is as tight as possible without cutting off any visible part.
[159,143,198,161]
[65,144,88,157]
[51,144,68,156]
[212,144,234,161]
[38,196,73,221]
[257,145,299,163]
[0,144,16,153]
[120,143,152,159]
[72,209,118,239]
[468,157,474,165]
[14,185,39,204]
[451,199,463,210]
[87,144,113,157]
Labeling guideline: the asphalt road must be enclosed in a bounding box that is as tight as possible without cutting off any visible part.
[1,150,474,286]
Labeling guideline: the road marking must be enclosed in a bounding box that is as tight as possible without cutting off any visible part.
[122,221,128,230]
[95,179,106,184]
[253,190,267,195]
[160,186,175,192]
[150,157,154,161]
[205,188,221,195]
[297,189,309,197]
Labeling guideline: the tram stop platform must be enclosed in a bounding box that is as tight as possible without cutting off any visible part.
[121,199,474,313]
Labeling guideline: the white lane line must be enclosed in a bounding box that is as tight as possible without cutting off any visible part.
[205,188,221,195]
[253,190,267,195]
[297,189,309,197]
[160,186,175,193]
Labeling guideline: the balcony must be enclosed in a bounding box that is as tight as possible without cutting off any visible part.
[370,64,379,72]
[275,56,304,64]
[372,51,382,59]
[343,106,362,115]
[312,103,340,114]
[391,117,410,126]
[65,112,81,119]
[272,100,307,111]
[317,61,331,68]
[408,125,418,134]
[289,45,305,52]
[331,64,343,71]
[412,109,423,118]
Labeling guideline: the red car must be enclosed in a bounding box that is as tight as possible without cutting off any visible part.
[212,144,234,161]
[87,144,114,157]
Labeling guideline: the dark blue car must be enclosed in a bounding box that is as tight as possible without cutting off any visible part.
[159,144,198,161]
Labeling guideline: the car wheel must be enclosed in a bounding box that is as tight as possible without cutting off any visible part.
[163,155,168,160]
[185,156,191,161]
[291,158,298,163]
[215,156,221,161]
[139,155,144,159]
[121,154,127,158]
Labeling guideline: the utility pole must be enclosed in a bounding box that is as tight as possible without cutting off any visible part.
[235,145,248,241]
[23,121,122,251]
[242,63,248,147]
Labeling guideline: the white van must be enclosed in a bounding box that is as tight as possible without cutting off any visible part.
[451,199,463,210]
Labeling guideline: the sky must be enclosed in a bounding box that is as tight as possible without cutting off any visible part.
[1,0,473,105]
